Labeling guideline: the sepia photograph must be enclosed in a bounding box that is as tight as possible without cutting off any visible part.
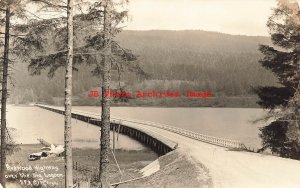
[0,0,300,187]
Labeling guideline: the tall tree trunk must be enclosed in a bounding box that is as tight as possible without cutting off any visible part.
[65,0,74,187]
[99,1,111,187]
[99,54,111,188]
[0,7,10,188]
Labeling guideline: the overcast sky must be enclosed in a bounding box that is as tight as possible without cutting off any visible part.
[125,0,278,36]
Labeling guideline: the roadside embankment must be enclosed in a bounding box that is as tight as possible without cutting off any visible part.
[117,149,212,188]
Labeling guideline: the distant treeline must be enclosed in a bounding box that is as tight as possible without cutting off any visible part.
[10,30,277,107]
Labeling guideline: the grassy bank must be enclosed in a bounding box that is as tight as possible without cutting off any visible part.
[7,144,157,188]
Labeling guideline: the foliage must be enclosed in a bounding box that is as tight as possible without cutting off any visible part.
[255,0,300,159]
[14,2,146,81]
[10,30,277,106]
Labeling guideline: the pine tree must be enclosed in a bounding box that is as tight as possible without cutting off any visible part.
[0,5,10,187]
[13,1,75,187]
[65,0,74,187]
[256,0,300,159]
[0,1,28,187]
[15,1,144,186]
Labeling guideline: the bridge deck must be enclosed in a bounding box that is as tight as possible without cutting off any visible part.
[34,104,300,188]
[35,104,245,152]
[36,104,177,154]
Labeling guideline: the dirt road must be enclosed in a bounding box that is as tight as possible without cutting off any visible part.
[37,105,300,188]
[126,121,300,188]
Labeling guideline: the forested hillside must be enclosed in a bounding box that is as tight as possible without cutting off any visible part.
[10,30,277,107]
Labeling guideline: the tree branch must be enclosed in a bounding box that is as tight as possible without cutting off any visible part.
[31,0,67,10]
[0,32,26,37]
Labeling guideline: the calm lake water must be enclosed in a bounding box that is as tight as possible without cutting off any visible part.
[7,105,267,149]
[7,105,145,150]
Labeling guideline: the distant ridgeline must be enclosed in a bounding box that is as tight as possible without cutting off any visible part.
[10,30,277,107]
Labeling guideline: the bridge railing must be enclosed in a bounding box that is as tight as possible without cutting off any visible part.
[109,117,247,149]
[36,104,247,150]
